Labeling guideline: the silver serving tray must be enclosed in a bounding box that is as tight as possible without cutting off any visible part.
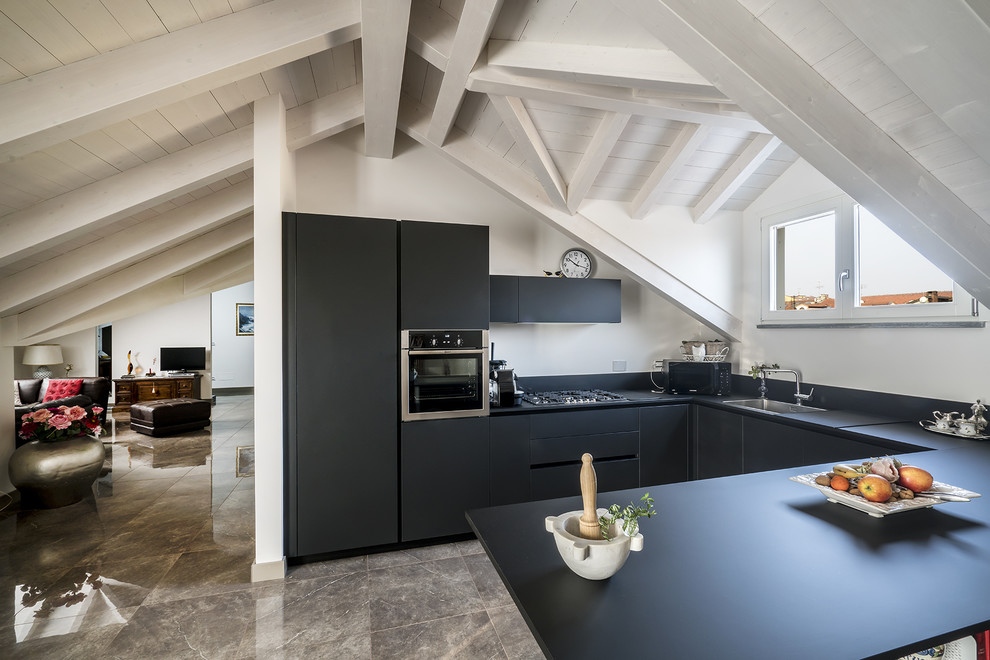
[919,419,990,440]
[790,472,981,518]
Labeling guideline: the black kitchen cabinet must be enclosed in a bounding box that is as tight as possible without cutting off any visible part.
[491,415,531,506]
[490,275,621,323]
[400,220,489,329]
[694,406,743,479]
[285,213,398,557]
[639,405,690,485]
[401,417,491,541]
[742,416,806,473]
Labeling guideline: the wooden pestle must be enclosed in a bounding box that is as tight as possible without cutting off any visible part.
[579,453,601,540]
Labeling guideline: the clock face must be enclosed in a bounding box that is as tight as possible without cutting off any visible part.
[560,249,593,278]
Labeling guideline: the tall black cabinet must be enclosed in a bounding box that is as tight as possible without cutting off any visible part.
[284,213,398,557]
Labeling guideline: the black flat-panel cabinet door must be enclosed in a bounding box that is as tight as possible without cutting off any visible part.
[517,276,621,323]
[286,213,398,557]
[639,405,690,485]
[694,406,743,479]
[490,415,530,505]
[400,221,489,329]
[490,275,519,323]
[742,417,806,473]
[401,417,490,541]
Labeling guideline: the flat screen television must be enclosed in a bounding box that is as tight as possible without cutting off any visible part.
[159,347,206,373]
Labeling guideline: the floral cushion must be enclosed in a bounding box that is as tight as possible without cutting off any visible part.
[42,379,84,403]
[14,381,22,406]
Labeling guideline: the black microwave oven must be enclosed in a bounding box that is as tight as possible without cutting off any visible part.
[665,360,732,395]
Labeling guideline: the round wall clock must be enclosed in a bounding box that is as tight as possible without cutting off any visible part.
[560,248,594,279]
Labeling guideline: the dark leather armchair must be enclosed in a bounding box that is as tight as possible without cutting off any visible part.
[14,378,111,445]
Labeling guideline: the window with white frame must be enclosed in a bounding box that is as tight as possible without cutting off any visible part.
[761,195,971,324]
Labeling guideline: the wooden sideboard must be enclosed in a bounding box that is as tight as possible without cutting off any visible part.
[113,375,203,411]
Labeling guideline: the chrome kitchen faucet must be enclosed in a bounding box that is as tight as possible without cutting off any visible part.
[760,368,814,406]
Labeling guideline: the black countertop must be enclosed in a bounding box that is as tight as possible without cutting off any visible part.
[468,445,990,660]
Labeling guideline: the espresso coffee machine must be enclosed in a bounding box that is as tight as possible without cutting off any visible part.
[489,358,521,407]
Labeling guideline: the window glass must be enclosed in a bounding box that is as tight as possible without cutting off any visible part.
[771,211,835,311]
[856,205,953,307]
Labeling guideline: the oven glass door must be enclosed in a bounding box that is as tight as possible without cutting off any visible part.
[403,349,487,420]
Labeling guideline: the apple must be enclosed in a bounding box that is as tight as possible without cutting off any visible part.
[858,475,893,502]
[897,466,934,493]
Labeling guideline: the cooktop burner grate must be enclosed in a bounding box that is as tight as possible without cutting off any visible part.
[521,389,628,405]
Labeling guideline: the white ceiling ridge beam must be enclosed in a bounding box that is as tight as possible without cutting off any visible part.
[15,218,253,339]
[487,39,727,101]
[426,0,503,145]
[362,0,411,158]
[0,181,253,315]
[0,126,253,269]
[568,112,631,213]
[183,244,254,294]
[488,95,569,212]
[616,0,990,307]
[286,84,365,151]
[467,65,769,133]
[407,0,457,70]
[397,97,741,340]
[692,134,780,224]
[0,0,360,162]
[821,0,990,168]
[630,123,710,220]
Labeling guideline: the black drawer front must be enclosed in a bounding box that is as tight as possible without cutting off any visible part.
[531,431,639,466]
[529,408,638,438]
[531,458,639,500]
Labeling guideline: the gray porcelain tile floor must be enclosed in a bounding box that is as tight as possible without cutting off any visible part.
[0,393,545,659]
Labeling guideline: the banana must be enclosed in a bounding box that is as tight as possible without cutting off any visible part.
[833,464,866,479]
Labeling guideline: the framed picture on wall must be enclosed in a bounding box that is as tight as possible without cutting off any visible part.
[236,303,254,336]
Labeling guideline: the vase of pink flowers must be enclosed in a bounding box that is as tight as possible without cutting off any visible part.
[9,405,106,508]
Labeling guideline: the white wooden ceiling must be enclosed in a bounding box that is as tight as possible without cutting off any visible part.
[0,0,987,342]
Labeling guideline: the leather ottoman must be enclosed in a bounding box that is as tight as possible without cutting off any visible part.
[129,398,211,437]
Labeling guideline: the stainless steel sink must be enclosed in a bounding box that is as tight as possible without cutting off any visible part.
[724,398,826,414]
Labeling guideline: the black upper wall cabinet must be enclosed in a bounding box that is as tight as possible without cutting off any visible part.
[400,221,490,330]
[490,275,621,323]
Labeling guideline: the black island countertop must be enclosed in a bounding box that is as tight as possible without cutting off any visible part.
[468,445,990,660]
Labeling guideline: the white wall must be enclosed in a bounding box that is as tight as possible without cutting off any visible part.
[295,127,707,376]
[12,327,97,380]
[112,294,213,400]
[211,281,254,389]
[741,159,990,403]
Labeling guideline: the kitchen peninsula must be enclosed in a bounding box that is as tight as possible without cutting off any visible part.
[469,445,990,659]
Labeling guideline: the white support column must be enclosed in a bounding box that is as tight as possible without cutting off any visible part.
[252,94,293,583]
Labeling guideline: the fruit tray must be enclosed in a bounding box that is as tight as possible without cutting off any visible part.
[790,472,981,518]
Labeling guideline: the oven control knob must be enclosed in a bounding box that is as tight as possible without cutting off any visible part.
[455,336,463,347]
[429,336,438,347]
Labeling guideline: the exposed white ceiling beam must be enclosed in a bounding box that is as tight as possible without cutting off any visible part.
[0,0,360,162]
[487,40,727,102]
[617,0,990,307]
[630,123,710,220]
[407,0,457,70]
[183,244,254,294]
[0,127,253,269]
[692,134,780,224]
[361,0,411,158]
[286,84,365,150]
[0,182,253,315]
[568,112,631,213]
[488,95,568,212]
[398,96,742,340]
[468,64,769,133]
[821,0,990,167]
[426,0,502,145]
[0,85,364,270]
[14,218,253,340]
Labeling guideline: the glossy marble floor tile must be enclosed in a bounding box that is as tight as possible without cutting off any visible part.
[0,394,545,659]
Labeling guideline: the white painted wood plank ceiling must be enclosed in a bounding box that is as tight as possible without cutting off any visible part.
[0,0,986,342]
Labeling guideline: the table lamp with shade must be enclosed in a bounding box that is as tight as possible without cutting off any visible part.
[23,344,63,379]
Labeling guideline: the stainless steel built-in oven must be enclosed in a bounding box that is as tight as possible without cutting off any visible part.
[401,330,489,421]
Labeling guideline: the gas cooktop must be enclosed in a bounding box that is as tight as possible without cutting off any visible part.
[521,389,628,406]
